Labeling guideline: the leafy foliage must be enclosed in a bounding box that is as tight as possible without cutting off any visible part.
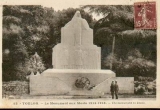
[82,5,156,78]
[27,52,45,74]
[2,5,94,81]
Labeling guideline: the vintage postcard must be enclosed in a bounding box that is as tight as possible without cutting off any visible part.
[0,0,160,108]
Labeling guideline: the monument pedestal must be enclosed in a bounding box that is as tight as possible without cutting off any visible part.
[30,69,116,95]
[30,69,134,95]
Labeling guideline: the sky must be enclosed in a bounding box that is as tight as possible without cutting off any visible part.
[41,2,104,20]
[0,0,135,20]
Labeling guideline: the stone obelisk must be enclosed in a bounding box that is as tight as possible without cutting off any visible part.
[52,11,101,69]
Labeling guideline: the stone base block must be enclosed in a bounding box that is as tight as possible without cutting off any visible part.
[30,76,71,95]
[30,69,115,95]
[29,69,134,96]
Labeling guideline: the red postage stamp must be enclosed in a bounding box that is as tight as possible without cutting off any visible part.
[134,1,156,29]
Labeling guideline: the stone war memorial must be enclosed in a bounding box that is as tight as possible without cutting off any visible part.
[30,11,134,96]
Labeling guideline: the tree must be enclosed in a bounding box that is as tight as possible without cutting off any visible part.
[116,50,156,78]
[27,52,45,74]
[3,5,95,81]
[3,6,48,80]
[82,5,156,60]
[3,6,29,81]
[82,5,156,78]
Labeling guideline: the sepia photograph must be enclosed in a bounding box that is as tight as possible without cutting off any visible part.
[0,0,160,108]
